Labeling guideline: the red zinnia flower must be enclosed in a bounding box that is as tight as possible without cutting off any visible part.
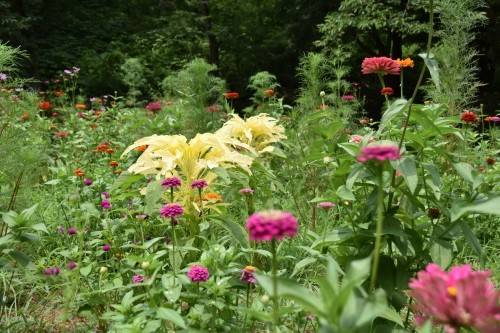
[109,160,119,168]
[264,89,275,97]
[361,57,400,75]
[38,101,52,111]
[74,168,85,177]
[380,87,394,96]
[460,110,477,123]
[223,91,239,100]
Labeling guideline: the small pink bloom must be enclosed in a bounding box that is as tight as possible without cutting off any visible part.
[240,266,257,284]
[191,179,208,189]
[101,199,111,209]
[341,94,355,101]
[317,202,335,210]
[102,244,111,252]
[160,203,184,218]
[161,176,182,188]
[246,210,298,242]
[239,188,254,195]
[187,265,210,282]
[357,144,401,163]
[349,135,363,144]
[145,101,162,112]
[67,261,77,270]
[132,274,144,284]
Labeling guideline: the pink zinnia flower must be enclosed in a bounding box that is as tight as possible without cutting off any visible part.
[101,199,111,209]
[67,227,77,235]
[341,94,355,101]
[132,274,144,284]
[83,178,93,186]
[43,267,61,276]
[361,57,400,75]
[67,261,77,270]
[187,265,210,282]
[191,179,208,189]
[317,202,335,210]
[145,101,162,112]
[349,135,363,144]
[409,263,500,333]
[380,87,394,96]
[357,144,401,163]
[239,187,254,195]
[246,210,298,242]
[240,265,257,284]
[161,177,182,188]
[102,244,111,252]
[160,203,184,218]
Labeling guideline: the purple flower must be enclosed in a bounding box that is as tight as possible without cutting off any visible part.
[191,179,208,189]
[64,69,72,75]
[240,266,257,284]
[101,199,111,209]
[101,191,110,199]
[161,177,182,189]
[0,73,7,81]
[159,203,184,218]
[67,227,77,235]
[246,210,299,242]
[187,265,210,282]
[83,178,93,186]
[239,188,254,195]
[57,226,65,234]
[317,202,335,210]
[132,274,144,284]
[43,267,61,276]
[357,144,401,163]
[102,244,111,252]
[67,261,78,270]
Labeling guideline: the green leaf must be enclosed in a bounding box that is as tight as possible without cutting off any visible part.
[396,156,418,194]
[212,217,249,248]
[255,274,324,315]
[31,223,48,234]
[144,180,163,215]
[336,185,355,201]
[345,256,371,285]
[430,241,452,268]
[380,99,407,127]
[379,307,404,327]
[142,237,164,250]
[80,202,99,218]
[111,173,143,192]
[460,221,483,259]
[20,204,38,220]
[450,197,500,222]
[419,53,440,90]
[9,250,30,266]
[80,264,92,277]
[291,257,317,277]
[156,308,186,328]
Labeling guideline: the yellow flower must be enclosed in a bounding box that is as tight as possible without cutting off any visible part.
[215,113,286,154]
[397,58,414,69]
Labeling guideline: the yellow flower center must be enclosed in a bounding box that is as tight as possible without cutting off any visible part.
[447,286,457,297]
[244,265,256,272]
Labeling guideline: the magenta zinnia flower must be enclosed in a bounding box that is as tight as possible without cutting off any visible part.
[341,94,355,101]
[101,199,111,209]
[191,179,208,189]
[361,57,400,76]
[161,176,182,189]
[67,261,78,270]
[246,210,298,242]
[187,265,210,282]
[409,263,500,333]
[240,265,257,284]
[67,227,77,235]
[317,202,335,210]
[357,144,401,163]
[160,203,184,218]
[43,267,61,276]
[145,101,162,112]
[102,244,111,252]
[132,274,145,284]
[83,178,93,186]
[239,187,254,195]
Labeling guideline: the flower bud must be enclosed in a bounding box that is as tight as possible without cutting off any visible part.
[261,295,270,304]
[99,266,108,274]
[141,261,150,269]
[319,91,326,97]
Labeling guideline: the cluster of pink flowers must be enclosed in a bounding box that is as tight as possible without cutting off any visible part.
[409,264,500,333]
[191,179,208,189]
[357,144,401,163]
[361,57,400,76]
[161,176,182,189]
[160,203,184,218]
[187,265,210,282]
[246,210,298,242]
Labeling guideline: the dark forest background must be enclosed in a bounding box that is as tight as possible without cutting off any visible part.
[1,0,499,113]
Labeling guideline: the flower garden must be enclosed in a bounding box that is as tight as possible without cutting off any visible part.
[0,1,499,332]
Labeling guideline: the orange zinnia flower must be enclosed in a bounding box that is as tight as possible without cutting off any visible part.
[109,160,119,167]
[396,58,414,69]
[106,148,114,154]
[223,91,240,100]
[203,192,222,202]
[74,168,85,177]
[38,101,52,111]
[135,145,148,152]
[20,112,30,121]
[95,142,110,152]
[264,89,275,97]
[75,103,87,110]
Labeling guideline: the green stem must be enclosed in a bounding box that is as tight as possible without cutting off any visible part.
[271,239,279,331]
[370,168,385,291]
[172,220,177,279]
[377,74,389,104]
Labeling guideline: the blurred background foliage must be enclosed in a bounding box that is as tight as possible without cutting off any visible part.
[0,0,499,113]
